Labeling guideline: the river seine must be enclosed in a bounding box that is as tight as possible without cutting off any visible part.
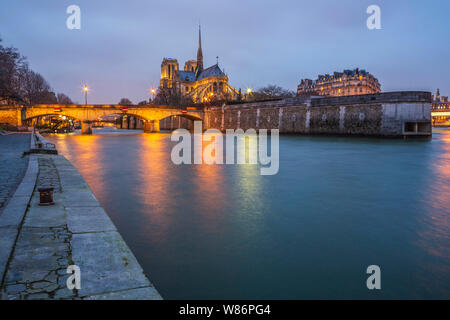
[47,128,450,299]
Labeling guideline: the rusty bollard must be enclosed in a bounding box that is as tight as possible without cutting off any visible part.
[38,187,55,206]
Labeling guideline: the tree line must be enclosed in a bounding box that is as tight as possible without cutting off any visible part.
[0,38,73,105]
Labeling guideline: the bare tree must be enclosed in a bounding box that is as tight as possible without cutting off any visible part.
[154,86,193,107]
[250,85,295,101]
[118,98,133,105]
[20,69,57,105]
[56,93,73,104]
[0,38,65,105]
[153,87,170,105]
[0,38,27,104]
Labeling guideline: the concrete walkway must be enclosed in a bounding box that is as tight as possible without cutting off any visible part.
[0,133,30,213]
[0,137,162,300]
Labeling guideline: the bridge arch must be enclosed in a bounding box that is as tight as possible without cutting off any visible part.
[98,112,149,122]
[24,113,81,122]
[23,113,81,133]
[101,112,153,132]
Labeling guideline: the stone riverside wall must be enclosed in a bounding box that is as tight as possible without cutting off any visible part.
[0,107,22,129]
[160,116,193,130]
[204,91,432,137]
[0,133,162,300]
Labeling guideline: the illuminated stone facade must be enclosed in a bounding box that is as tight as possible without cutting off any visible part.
[431,88,450,126]
[432,88,449,109]
[297,68,381,97]
[160,27,238,103]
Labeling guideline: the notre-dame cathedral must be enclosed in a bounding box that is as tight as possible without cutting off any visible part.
[160,26,238,103]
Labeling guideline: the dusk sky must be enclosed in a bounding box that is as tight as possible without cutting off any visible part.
[1,0,449,104]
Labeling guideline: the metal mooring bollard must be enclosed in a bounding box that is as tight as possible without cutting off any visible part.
[38,187,55,206]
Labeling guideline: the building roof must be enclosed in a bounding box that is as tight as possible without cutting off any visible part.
[179,71,195,82]
[197,64,225,80]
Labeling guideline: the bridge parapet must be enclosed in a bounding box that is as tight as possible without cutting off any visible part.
[22,104,204,122]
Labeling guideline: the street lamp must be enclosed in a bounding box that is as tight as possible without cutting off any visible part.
[246,88,252,101]
[150,88,156,102]
[83,85,88,105]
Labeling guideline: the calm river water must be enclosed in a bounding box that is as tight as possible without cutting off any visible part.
[47,128,450,299]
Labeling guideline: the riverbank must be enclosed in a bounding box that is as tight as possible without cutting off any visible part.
[0,133,162,300]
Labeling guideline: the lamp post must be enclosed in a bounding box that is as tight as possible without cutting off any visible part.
[246,88,252,101]
[83,85,88,105]
[150,88,156,103]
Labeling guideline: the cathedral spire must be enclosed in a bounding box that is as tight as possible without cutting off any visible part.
[197,24,203,73]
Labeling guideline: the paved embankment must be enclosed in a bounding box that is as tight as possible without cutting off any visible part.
[0,133,162,300]
[0,134,30,213]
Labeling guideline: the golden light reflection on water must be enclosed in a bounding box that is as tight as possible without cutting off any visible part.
[235,155,264,237]
[136,133,173,238]
[49,134,108,194]
[193,134,263,233]
[192,163,228,234]
[50,131,266,239]
[235,135,262,212]
[418,129,450,274]
[191,135,229,234]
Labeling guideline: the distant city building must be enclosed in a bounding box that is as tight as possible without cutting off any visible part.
[160,26,238,103]
[432,88,449,108]
[431,88,450,126]
[297,68,381,97]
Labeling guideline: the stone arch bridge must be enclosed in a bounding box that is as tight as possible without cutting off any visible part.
[0,104,205,134]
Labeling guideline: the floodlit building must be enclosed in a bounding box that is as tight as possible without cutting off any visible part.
[160,26,238,103]
[297,68,381,97]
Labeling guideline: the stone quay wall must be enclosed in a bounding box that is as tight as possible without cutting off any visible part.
[0,107,22,129]
[204,91,432,137]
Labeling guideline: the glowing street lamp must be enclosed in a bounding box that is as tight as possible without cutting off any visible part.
[245,88,253,101]
[150,88,156,102]
[83,85,89,105]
